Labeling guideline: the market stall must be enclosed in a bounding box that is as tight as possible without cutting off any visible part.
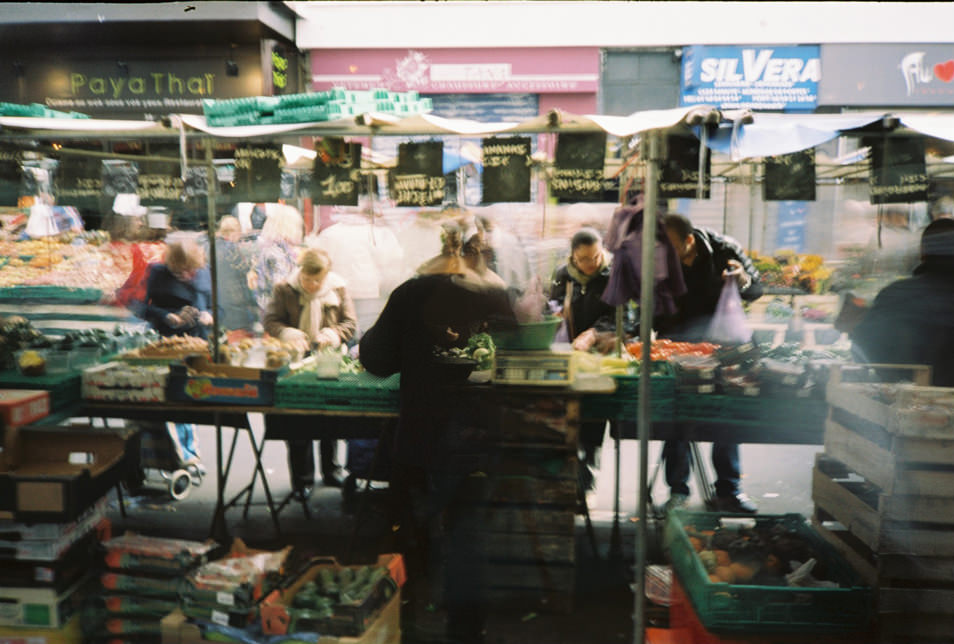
[4,102,954,644]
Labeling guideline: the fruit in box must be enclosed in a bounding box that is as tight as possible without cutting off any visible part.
[17,349,46,376]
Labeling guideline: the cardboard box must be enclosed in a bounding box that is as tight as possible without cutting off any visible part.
[166,356,278,405]
[0,425,137,523]
[0,573,92,628]
[0,613,81,644]
[260,554,405,637]
[0,524,104,591]
[0,497,108,561]
[161,588,401,644]
[0,389,50,430]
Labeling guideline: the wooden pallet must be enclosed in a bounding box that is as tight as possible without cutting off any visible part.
[812,454,954,556]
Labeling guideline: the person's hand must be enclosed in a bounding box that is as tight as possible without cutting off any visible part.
[572,328,597,352]
[246,270,258,291]
[278,327,310,353]
[314,328,343,349]
[166,313,184,328]
[593,331,618,355]
[178,306,198,326]
[198,311,213,326]
[723,259,751,290]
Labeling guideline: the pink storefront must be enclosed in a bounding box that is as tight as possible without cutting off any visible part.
[310,47,600,120]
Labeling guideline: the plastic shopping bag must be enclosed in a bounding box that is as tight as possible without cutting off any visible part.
[706,281,752,345]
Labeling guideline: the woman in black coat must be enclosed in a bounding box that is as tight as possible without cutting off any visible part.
[359,221,513,644]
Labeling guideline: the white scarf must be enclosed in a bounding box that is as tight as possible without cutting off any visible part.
[291,270,346,343]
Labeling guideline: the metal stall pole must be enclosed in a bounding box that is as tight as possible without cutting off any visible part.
[633,130,661,644]
[205,139,229,543]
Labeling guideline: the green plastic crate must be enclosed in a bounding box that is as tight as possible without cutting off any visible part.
[0,370,81,410]
[675,392,827,428]
[0,286,102,304]
[664,511,872,635]
[581,362,675,421]
[275,371,400,412]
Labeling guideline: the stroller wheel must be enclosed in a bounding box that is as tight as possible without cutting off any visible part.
[186,463,205,486]
[169,469,192,500]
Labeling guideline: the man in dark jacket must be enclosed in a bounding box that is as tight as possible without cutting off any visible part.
[660,214,763,514]
[852,217,954,387]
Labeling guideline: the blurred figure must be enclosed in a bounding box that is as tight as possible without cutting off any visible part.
[852,218,954,386]
[264,248,357,495]
[475,214,533,292]
[306,209,404,336]
[143,239,213,470]
[212,216,256,334]
[248,206,303,326]
[360,220,513,644]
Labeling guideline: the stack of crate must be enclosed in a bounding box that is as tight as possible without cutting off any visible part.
[813,363,954,644]
[452,390,580,614]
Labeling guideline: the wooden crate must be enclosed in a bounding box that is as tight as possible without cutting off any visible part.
[812,453,954,556]
[812,453,954,644]
[823,416,954,500]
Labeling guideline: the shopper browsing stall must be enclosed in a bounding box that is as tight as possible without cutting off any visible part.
[660,213,763,514]
[549,227,628,493]
[247,205,303,326]
[851,217,954,387]
[143,239,213,470]
[358,221,513,644]
[264,248,357,496]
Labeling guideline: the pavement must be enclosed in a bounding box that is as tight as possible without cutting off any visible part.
[102,415,824,643]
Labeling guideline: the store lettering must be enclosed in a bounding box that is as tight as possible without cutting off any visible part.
[70,73,215,98]
[699,50,819,84]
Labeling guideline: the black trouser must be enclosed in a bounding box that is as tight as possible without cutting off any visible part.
[389,462,488,644]
[286,439,340,489]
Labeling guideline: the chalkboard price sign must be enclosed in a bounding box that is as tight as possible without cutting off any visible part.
[763,149,816,202]
[54,156,103,209]
[866,136,928,204]
[660,133,710,199]
[312,139,362,206]
[138,145,183,206]
[551,132,607,201]
[391,141,445,207]
[233,144,283,203]
[481,136,531,203]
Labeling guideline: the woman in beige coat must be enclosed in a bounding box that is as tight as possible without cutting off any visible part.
[265,248,357,497]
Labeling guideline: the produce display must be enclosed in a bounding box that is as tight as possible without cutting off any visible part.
[0,237,132,291]
[283,564,397,636]
[126,336,209,360]
[682,518,838,587]
[751,251,833,294]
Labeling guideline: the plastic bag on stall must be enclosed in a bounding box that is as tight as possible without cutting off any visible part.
[706,281,752,345]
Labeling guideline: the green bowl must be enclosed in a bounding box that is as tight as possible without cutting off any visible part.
[492,316,562,351]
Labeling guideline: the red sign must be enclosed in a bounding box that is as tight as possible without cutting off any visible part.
[311,47,599,94]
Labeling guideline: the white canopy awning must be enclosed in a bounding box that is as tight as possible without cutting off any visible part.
[897,113,954,144]
[0,116,174,138]
[706,112,889,160]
